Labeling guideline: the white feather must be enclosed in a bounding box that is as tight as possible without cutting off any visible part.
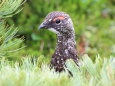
[48,28,59,34]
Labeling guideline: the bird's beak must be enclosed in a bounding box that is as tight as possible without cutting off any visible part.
[38,22,46,30]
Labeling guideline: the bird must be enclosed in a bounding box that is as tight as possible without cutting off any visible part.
[39,11,79,72]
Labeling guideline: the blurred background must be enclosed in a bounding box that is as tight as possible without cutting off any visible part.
[7,0,115,60]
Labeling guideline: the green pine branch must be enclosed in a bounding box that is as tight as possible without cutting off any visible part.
[0,0,26,59]
[0,0,26,18]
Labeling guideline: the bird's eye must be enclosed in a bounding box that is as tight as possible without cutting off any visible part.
[55,19,60,24]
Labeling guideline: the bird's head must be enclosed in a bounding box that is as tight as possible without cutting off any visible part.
[39,11,74,36]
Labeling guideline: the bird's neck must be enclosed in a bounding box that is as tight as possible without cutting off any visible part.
[56,34,76,51]
[56,27,76,51]
[55,33,77,56]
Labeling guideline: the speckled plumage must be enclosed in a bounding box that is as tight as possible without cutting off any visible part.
[39,11,79,72]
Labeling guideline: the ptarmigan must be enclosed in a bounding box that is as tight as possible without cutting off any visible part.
[39,11,79,72]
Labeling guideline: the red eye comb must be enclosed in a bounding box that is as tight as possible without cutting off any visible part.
[53,16,64,21]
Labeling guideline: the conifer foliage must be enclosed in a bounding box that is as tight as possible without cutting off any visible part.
[0,0,25,59]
